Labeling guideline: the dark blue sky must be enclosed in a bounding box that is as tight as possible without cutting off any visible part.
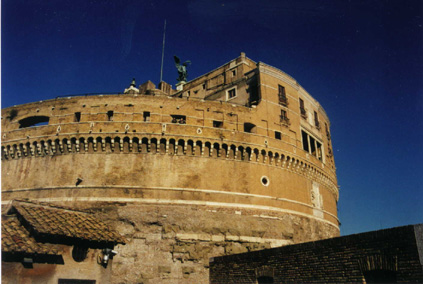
[2,0,422,235]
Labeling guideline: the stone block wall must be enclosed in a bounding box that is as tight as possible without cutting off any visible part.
[88,203,338,283]
[210,224,423,283]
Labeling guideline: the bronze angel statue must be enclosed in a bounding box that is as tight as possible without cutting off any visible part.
[174,56,191,82]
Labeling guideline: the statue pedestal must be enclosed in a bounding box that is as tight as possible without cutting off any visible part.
[176,81,186,91]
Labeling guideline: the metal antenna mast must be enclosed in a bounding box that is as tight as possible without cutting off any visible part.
[160,20,166,82]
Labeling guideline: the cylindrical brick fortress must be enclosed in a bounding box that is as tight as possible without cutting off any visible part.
[2,53,339,283]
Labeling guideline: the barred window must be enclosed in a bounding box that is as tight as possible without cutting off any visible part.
[278,85,287,106]
[314,111,320,129]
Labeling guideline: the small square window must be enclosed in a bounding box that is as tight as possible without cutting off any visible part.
[227,88,236,100]
[244,122,256,133]
[232,70,236,77]
[275,131,281,140]
[143,111,150,122]
[213,121,223,128]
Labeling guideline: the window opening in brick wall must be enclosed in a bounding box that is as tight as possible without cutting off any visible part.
[301,130,323,161]
[309,136,316,156]
[275,131,281,140]
[107,111,114,121]
[171,115,186,124]
[74,112,81,122]
[314,111,320,129]
[18,116,49,128]
[299,98,307,118]
[143,111,150,122]
[232,69,236,77]
[227,88,236,100]
[280,110,289,125]
[278,85,287,106]
[302,130,309,152]
[244,122,257,133]
[316,141,322,161]
[213,120,223,128]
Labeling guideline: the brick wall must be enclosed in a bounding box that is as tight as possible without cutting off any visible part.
[210,224,423,283]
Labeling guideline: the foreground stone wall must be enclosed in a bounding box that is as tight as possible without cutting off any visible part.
[210,224,423,283]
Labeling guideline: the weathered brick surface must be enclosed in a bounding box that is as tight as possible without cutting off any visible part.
[210,224,423,283]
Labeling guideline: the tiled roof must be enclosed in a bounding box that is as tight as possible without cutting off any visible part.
[11,201,126,245]
[2,217,61,255]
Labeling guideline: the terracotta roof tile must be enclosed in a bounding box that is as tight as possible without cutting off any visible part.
[12,201,126,244]
[1,217,61,255]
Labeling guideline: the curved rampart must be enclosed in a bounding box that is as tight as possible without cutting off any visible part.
[1,56,340,283]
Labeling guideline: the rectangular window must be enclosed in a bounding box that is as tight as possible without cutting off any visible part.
[309,136,316,156]
[231,70,236,77]
[299,98,306,118]
[74,112,81,122]
[301,130,323,161]
[278,85,287,106]
[143,111,150,122]
[302,130,309,152]
[107,111,114,121]
[227,88,236,100]
[171,115,186,124]
[213,120,223,128]
[316,141,323,161]
[314,111,320,129]
[280,110,289,125]
[275,131,281,140]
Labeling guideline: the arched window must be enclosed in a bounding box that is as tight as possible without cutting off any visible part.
[72,246,88,262]
[244,122,257,133]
